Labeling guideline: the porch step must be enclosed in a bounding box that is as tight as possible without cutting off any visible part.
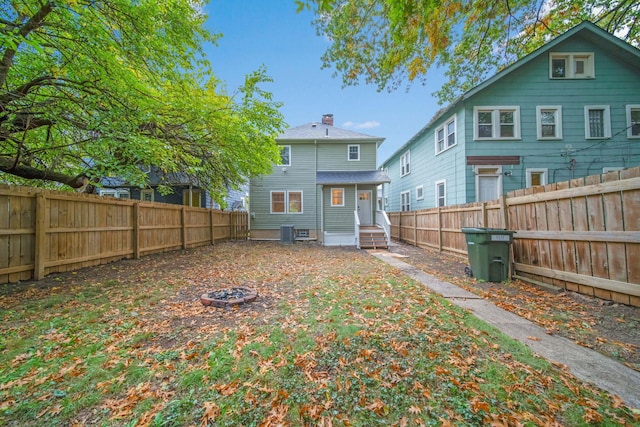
[359,226,388,249]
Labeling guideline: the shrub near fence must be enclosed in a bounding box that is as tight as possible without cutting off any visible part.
[0,185,248,284]
[389,167,640,307]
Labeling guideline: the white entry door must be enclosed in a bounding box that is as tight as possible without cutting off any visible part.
[357,190,372,225]
[476,167,502,202]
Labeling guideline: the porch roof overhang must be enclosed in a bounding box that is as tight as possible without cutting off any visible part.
[316,170,391,185]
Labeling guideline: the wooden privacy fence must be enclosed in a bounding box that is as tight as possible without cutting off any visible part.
[0,185,248,284]
[389,167,640,307]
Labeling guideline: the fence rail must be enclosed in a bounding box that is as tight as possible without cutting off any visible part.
[389,167,640,307]
[0,185,247,284]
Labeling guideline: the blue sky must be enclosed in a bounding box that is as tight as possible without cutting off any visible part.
[203,1,447,164]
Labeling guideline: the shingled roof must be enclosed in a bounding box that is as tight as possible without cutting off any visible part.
[278,122,385,143]
[316,170,390,185]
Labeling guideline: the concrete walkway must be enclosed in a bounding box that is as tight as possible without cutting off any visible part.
[370,251,640,409]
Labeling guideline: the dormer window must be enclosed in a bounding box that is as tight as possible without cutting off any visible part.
[550,53,594,79]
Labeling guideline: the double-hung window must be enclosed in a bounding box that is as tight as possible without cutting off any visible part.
[416,185,424,200]
[536,106,563,139]
[400,191,410,212]
[584,105,611,139]
[435,180,446,207]
[435,116,456,154]
[348,145,360,161]
[550,53,594,79]
[271,191,303,214]
[473,107,520,140]
[627,105,640,138]
[279,146,291,166]
[331,188,345,206]
[400,151,410,176]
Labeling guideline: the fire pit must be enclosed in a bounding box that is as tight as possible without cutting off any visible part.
[200,287,258,308]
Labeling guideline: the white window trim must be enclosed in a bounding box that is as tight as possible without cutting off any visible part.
[331,188,345,207]
[416,185,424,200]
[435,116,457,154]
[348,144,360,161]
[287,190,303,214]
[626,104,640,139]
[100,189,130,199]
[435,180,446,207]
[549,52,595,79]
[270,190,303,214]
[536,106,563,140]
[279,145,291,166]
[270,191,285,214]
[473,106,521,140]
[400,151,410,177]
[526,168,548,188]
[474,166,503,202]
[584,105,611,139]
[400,190,411,212]
[140,189,154,202]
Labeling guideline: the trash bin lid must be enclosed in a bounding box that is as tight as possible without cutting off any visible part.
[461,227,513,234]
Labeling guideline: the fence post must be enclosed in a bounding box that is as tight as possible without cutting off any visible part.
[481,202,488,227]
[181,206,187,250]
[210,209,215,244]
[34,193,46,280]
[133,202,140,259]
[437,207,442,252]
[231,212,236,240]
[413,211,417,245]
[499,194,509,229]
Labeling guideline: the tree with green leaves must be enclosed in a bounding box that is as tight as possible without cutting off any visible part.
[298,0,639,103]
[0,0,285,204]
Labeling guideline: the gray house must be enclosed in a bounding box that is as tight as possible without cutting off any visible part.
[380,21,640,211]
[249,114,391,247]
[98,167,245,210]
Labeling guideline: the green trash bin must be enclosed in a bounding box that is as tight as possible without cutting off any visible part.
[461,228,514,282]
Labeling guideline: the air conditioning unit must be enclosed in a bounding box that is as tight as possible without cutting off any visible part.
[280,225,295,243]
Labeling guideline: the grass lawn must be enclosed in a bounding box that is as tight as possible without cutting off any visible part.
[0,241,636,426]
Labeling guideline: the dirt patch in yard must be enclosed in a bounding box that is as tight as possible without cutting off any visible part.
[386,241,640,371]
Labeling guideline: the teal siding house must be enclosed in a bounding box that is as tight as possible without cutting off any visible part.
[381,22,640,212]
[250,114,391,247]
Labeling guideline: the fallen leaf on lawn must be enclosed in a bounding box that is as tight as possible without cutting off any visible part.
[408,405,422,414]
[366,398,387,415]
[201,401,219,426]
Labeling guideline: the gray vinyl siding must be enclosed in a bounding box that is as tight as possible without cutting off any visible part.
[317,142,377,170]
[250,142,318,230]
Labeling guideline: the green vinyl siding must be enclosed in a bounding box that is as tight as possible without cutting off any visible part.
[463,34,640,200]
[322,186,355,233]
[317,142,377,170]
[381,111,468,211]
[382,24,640,210]
[250,142,318,230]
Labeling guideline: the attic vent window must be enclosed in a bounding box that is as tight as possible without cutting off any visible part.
[550,52,594,79]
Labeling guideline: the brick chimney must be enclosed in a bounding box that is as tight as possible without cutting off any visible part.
[321,114,334,126]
